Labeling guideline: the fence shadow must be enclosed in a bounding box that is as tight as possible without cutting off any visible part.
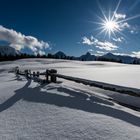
[0,78,140,127]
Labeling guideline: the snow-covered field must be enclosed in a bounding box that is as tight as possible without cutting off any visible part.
[0,58,140,139]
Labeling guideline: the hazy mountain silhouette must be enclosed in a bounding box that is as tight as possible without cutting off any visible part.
[0,45,139,64]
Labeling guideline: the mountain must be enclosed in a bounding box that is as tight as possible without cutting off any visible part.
[102,53,118,59]
[53,51,140,64]
[79,52,96,61]
[0,47,139,65]
[101,53,138,64]
[0,46,20,56]
[54,51,66,59]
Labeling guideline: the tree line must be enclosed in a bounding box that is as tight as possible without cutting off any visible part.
[0,52,139,64]
[0,53,74,62]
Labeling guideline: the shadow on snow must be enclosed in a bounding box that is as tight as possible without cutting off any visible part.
[0,75,140,127]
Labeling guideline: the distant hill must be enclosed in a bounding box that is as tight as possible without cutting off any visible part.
[0,46,20,56]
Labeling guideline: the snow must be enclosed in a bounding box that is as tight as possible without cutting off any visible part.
[0,46,20,56]
[0,58,140,139]
[10,58,140,89]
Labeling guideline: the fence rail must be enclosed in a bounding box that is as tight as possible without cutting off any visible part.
[14,66,140,97]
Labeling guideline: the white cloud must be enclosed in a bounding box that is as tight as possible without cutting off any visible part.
[112,38,121,42]
[112,52,140,58]
[96,41,118,51]
[119,22,130,30]
[112,52,131,56]
[88,49,94,52]
[114,13,133,31]
[114,13,126,19]
[112,37,124,42]
[132,51,140,58]
[114,13,140,34]
[96,51,106,54]
[82,36,118,51]
[129,25,140,34]
[82,36,94,45]
[130,30,134,34]
[37,50,46,56]
[0,25,50,54]
[95,51,106,56]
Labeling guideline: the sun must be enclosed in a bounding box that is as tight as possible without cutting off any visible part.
[104,21,118,31]
[93,0,140,38]
[97,16,121,38]
[102,19,120,38]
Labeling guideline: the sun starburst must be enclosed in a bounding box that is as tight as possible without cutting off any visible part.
[100,16,120,38]
[93,0,140,39]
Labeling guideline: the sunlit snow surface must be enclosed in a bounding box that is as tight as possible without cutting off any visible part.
[10,58,140,89]
[0,59,140,140]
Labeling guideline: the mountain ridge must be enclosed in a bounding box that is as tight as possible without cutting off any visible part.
[0,45,139,64]
[54,51,140,64]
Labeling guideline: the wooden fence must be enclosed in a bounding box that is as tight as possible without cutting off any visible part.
[14,66,57,84]
[14,66,140,97]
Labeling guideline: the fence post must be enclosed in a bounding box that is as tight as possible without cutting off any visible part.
[50,69,57,83]
[45,69,49,82]
[33,71,36,78]
[15,66,19,74]
[37,71,40,77]
[28,70,31,77]
[24,70,29,78]
[28,70,31,78]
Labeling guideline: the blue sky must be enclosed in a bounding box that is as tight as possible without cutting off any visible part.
[0,0,140,57]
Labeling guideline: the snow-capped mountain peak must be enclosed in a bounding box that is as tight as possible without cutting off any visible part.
[0,46,20,56]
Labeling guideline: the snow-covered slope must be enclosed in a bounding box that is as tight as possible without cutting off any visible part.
[0,46,20,56]
[0,59,140,139]
[11,58,140,89]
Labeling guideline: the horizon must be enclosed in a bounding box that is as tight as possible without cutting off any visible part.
[0,0,140,57]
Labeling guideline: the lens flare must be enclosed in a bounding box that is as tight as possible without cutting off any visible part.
[105,21,118,31]
[93,0,140,38]
[102,19,119,38]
